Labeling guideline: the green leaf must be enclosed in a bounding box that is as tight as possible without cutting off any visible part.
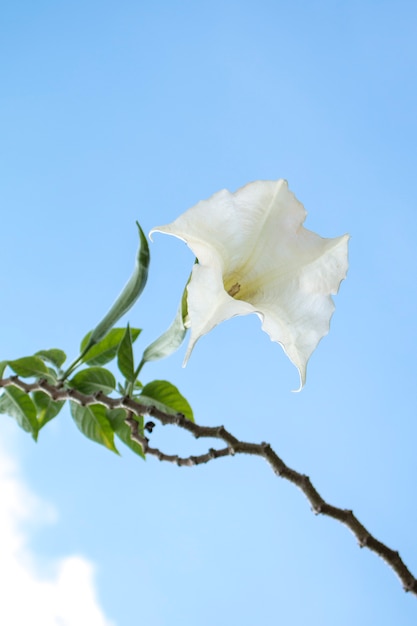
[8,356,49,379]
[117,325,135,382]
[107,409,145,459]
[83,222,150,353]
[35,349,67,368]
[80,328,142,366]
[46,367,59,384]
[139,380,194,422]
[32,391,65,428]
[70,401,118,452]
[0,387,38,437]
[69,367,116,395]
[142,286,188,363]
[117,382,128,395]
[0,361,7,378]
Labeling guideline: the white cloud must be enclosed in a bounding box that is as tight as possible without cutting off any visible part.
[0,437,115,626]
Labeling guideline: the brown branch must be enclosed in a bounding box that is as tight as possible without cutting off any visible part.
[126,412,230,466]
[1,375,416,596]
[125,413,231,466]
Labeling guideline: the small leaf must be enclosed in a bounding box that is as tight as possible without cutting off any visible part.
[117,382,128,395]
[142,287,188,363]
[80,328,141,366]
[35,349,67,368]
[70,401,118,452]
[140,380,194,422]
[69,367,116,395]
[0,361,7,378]
[117,325,135,382]
[107,409,145,459]
[0,387,38,437]
[83,223,150,353]
[106,408,128,430]
[8,356,49,379]
[32,391,65,428]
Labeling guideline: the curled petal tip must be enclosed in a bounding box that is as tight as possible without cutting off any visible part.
[292,376,305,394]
[148,227,161,242]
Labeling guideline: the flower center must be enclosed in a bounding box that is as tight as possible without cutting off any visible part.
[227,282,241,298]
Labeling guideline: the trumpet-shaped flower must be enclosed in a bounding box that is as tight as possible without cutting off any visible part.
[151,179,349,389]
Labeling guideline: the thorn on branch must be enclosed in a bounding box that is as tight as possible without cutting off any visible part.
[216,426,227,438]
[174,412,185,426]
[402,577,417,594]
[312,504,323,515]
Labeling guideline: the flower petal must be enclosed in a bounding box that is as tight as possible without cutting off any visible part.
[251,233,349,389]
[184,262,254,364]
[151,180,303,271]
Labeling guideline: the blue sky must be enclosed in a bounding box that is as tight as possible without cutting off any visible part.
[1,1,417,624]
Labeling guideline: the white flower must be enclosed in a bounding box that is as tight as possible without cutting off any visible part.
[151,179,349,389]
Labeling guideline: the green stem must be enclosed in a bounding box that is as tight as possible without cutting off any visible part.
[133,358,145,382]
[60,346,90,381]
